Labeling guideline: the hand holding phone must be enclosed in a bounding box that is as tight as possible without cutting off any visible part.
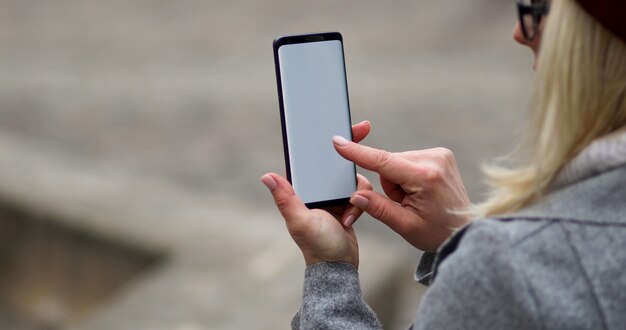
[273,32,356,208]
[260,123,372,265]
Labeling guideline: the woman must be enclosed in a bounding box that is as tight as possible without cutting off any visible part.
[262,0,626,328]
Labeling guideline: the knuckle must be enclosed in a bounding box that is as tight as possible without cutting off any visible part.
[374,150,393,168]
[346,143,363,159]
[369,200,391,220]
[275,197,292,215]
[419,165,444,184]
[433,147,455,163]
[396,218,415,236]
[349,142,363,152]
[289,222,309,238]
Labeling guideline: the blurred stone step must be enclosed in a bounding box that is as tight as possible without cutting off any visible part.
[0,131,422,329]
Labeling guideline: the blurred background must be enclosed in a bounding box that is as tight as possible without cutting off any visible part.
[0,0,533,329]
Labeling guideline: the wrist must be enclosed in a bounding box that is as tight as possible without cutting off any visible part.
[303,254,359,269]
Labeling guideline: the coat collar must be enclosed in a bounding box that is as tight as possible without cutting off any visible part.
[550,130,626,192]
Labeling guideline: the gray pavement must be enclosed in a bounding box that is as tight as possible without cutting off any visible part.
[0,0,534,329]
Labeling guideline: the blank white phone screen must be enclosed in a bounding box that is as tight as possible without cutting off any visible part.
[278,40,356,204]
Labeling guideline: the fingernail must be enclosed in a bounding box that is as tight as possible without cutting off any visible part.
[350,194,369,209]
[332,135,350,146]
[261,174,277,191]
[343,215,356,228]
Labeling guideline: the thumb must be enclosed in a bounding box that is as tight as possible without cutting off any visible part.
[261,173,309,224]
[349,190,417,237]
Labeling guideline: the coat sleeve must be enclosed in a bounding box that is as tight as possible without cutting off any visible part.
[410,221,542,330]
[291,262,382,330]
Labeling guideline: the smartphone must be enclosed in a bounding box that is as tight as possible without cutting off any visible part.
[273,32,356,208]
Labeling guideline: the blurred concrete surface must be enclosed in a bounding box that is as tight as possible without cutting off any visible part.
[0,0,533,329]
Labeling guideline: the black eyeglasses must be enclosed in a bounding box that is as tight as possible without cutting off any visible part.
[517,0,550,41]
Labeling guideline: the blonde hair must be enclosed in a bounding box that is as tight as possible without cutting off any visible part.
[476,0,626,217]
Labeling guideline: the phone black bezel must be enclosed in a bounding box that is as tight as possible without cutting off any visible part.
[273,32,356,209]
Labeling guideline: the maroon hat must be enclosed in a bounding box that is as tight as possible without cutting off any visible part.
[574,0,626,43]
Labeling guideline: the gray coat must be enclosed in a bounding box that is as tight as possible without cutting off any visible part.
[291,133,626,329]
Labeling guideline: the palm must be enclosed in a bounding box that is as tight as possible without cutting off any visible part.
[264,121,372,267]
[288,207,359,267]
